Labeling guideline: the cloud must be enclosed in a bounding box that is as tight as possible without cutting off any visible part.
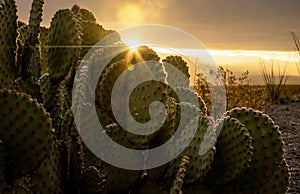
[15,0,300,50]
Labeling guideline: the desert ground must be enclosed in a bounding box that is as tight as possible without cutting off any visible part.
[263,100,300,193]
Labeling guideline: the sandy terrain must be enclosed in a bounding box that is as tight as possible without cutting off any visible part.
[263,101,300,194]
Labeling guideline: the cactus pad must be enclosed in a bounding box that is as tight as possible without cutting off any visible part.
[170,87,207,115]
[22,0,44,78]
[170,155,190,194]
[2,175,31,194]
[26,0,44,45]
[80,166,106,193]
[166,115,216,184]
[131,46,160,63]
[224,107,285,192]
[13,76,41,101]
[80,8,96,22]
[163,56,190,87]
[0,89,52,180]
[31,141,67,193]
[95,59,129,119]
[48,8,82,83]
[0,0,17,89]
[254,159,290,194]
[205,116,253,185]
[39,27,49,74]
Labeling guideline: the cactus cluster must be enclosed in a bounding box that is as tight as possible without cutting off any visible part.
[0,0,290,193]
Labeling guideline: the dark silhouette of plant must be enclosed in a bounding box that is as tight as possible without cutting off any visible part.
[291,32,300,75]
[260,59,289,104]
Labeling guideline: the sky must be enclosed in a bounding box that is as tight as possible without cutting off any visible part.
[16,0,300,50]
[15,0,300,83]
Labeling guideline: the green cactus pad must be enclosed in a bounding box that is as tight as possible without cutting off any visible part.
[82,21,109,46]
[40,80,66,132]
[165,115,216,184]
[205,116,253,185]
[60,109,75,139]
[129,80,169,123]
[31,141,67,194]
[13,76,41,101]
[224,107,285,192]
[253,159,290,194]
[20,0,44,78]
[62,135,84,193]
[131,45,160,63]
[149,97,179,148]
[39,73,53,107]
[99,164,142,194]
[104,123,143,149]
[80,8,97,22]
[80,21,114,58]
[39,27,49,74]
[51,83,72,133]
[2,175,32,194]
[127,46,160,64]
[0,89,53,180]
[163,56,189,77]
[170,155,190,194]
[40,76,71,133]
[0,140,4,184]
[127,60,168,125]
[16,21,27,44]
[96,59,129,119]
[96,107,115,130]
[76,104,109,168]
[48,8,82,83]
[222,159,290,194]
[27,45,42,78]
[26,0,44,45]
[82,123,143,193]
[163,55,190,87]
[72,64,91,109]
[80,166,106,194]
[0,0,18,89]
[170,87,207,116]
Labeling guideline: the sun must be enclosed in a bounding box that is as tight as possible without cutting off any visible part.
[122,37,144,51]
[117,3,145,26]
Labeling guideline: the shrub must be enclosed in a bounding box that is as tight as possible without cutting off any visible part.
[260,60,289,104]
[195,66,267,110]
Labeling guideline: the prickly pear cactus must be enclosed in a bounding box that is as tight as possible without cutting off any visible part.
[0,89,52,180]
[222,108,286,192]
[205,116,253,185]
[165,114,216,184]
[80,166,106,193]
[0,0,17,89]
[31,141,67,194]
[19,0,44,78]
[39,26,49,74]
[0,1,290,193]
[163,55,190,87]
[47,8,82,83]
[170,155,190,194]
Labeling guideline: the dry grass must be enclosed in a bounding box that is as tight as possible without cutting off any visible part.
[260,60,289,104]
[291,31,300,75]
[195,66,299,112]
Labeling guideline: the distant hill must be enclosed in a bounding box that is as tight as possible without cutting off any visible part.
[248,74,300,85]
